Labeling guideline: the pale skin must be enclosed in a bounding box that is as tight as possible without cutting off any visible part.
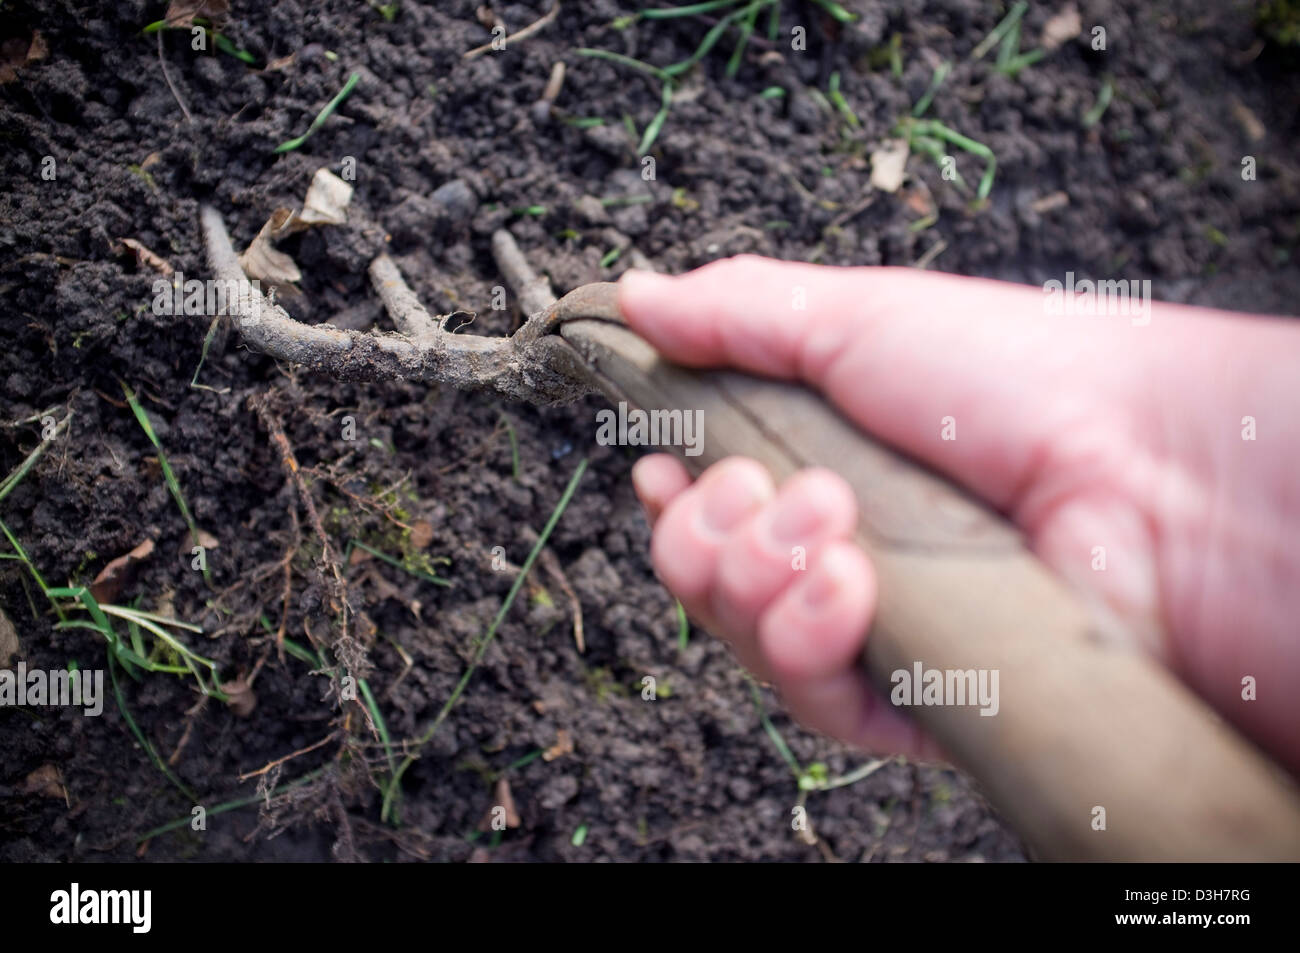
[618,257,1300,777]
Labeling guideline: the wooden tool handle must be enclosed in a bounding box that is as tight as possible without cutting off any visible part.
[553,301,1300,861]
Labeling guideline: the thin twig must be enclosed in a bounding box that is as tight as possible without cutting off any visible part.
[275,491,300,658]
[157,29,193,123]
[253,395,348,660]
[239,732,337,781]
[463,1,561,60]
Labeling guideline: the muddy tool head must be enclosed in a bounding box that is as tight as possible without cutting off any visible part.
[202,204,1300,861]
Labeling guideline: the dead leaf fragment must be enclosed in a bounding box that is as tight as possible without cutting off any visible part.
[0,606,19,668]
[478,777,521,831]
[543,728,574,762]
[296,168,354,229]
[1230,97,1266,143]
[220,676,257,717]
[164,0,230,29]
[238,207,302,288]
[901,182,936,219]
[237,169,355,293]
[0,30,48,84]
[1029,190,1070,214]
[90,539,156,604]
[409,520,435,550]
[22,763,67,801]
[870,139,910,193]
[1041,5,1082,52]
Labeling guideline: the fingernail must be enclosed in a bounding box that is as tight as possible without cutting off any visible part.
[618,269,673,314]
[701,465,771,535]
[767,492,833,546]
[630,456,657,499]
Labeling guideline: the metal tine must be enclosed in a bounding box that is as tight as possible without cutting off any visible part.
[368,254,442,346]
[201,205,594,403]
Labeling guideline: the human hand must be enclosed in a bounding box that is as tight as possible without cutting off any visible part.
[620,257,1300,775]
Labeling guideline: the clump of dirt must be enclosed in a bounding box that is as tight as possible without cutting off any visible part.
[1,1,1297,862]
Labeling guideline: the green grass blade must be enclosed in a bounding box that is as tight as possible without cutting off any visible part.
[1082,76,1114,128]
[912,60,951,117]
[345,539,452,587]
[637,81,674,153]
[121,384,205,566]
[274,71,361,154]
[576,48,670,83]
[997,19,1021,69]
[642,0,744,18]
[136,767,325,843]
[663,3,751,77]
[643,0,745,17]
[971,0,1027,61]
[0,413,69,507]
[0,518,65,620]
[1000,47,1045,76]
[381,458,588,822]
[726,3,763,77]
[809,0,857,23]
[827,71,860,129]
[746,678,803,778]
[108,651,199,802]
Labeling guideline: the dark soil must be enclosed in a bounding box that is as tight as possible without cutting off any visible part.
[1,0,1296,862]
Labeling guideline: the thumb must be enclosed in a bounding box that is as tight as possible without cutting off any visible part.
[618,256,1149,513]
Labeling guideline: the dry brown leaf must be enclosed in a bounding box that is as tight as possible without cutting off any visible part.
[0,31,48,84]
[220,676,257,717]
[901,184,936,219]
[409,520,435,550]
[164,0,230,29]
[543,728,574,762]
[90,539,156,604]
[870,139,910,193]
[239,172,354,291]
[238,207,302,287]
[1041,4,1082,52]
[1230,98,1266,143]
[1030,191,1070,214]
[266,52,298,72]
[118,238,174,276]
[295,168,353,229]
[22,764,66,800]
[154,589,178,623]
[0,605,19,668]
[477,777,521,831]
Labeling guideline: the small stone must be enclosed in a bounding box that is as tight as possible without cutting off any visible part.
[431,179,478,223]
